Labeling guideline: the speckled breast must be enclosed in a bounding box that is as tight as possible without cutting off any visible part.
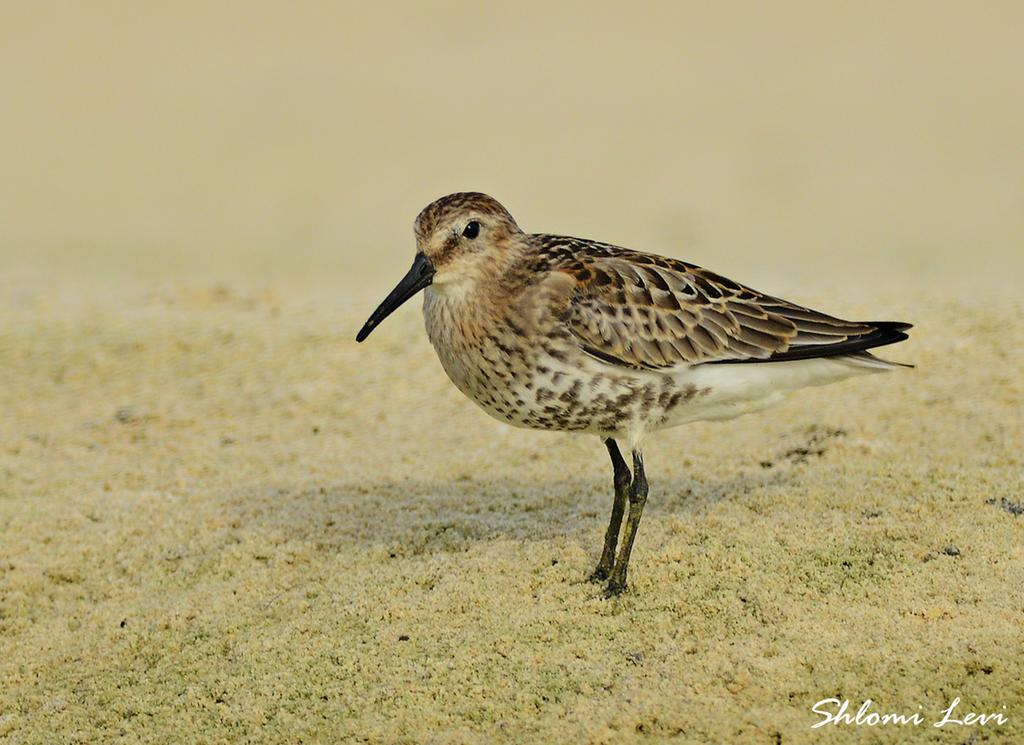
[422,289,703,437]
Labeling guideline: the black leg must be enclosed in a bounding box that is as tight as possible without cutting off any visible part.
[588,438,631,583]
[605,449,648,597]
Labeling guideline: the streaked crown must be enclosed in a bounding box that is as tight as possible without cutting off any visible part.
[414,192,519,241]
[413,192,524,286]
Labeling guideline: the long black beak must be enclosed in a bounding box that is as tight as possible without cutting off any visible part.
[356,252,435,342]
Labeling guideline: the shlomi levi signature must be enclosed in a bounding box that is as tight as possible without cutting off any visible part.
[811,698,1008,729]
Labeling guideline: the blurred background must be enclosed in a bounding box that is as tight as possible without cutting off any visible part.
[2,1,1022,308]
[3,6,1023,740]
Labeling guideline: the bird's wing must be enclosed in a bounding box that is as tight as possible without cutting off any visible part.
[553,245,910,370]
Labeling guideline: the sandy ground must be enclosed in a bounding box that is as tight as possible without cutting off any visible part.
[1,278,1022,744]
[3,3,1024,743]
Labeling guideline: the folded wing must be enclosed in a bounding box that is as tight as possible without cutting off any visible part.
[559,250,910,370]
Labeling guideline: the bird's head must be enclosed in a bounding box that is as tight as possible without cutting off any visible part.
[356,192,522,342]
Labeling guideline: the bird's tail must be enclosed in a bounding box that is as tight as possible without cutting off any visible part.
[838,350,915,371]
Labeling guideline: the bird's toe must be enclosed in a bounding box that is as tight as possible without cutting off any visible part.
[603,579,628,598]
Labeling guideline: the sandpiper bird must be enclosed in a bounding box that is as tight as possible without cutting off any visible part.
[356,193,911,596]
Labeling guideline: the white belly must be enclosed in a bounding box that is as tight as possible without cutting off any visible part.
[659,355,889,427]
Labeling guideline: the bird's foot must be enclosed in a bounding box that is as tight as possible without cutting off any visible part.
[587,566,611,584]
[603,579,627,598]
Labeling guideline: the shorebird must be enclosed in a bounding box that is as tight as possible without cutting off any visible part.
[356,192,911,596]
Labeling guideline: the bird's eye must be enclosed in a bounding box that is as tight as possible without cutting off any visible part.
[462,221,480,239]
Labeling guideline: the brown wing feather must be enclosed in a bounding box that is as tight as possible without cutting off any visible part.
[553,246,888,370]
